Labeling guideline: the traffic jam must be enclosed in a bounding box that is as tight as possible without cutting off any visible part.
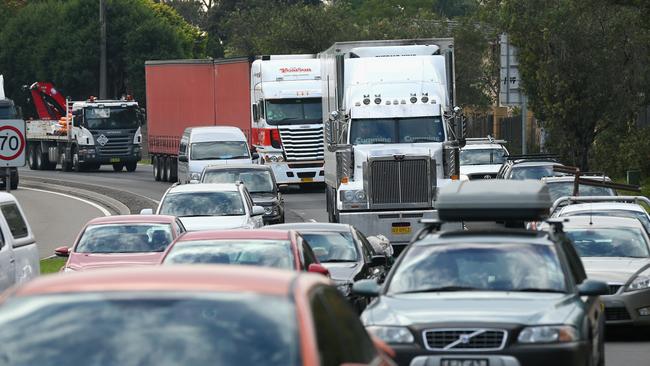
[0,39,648,366]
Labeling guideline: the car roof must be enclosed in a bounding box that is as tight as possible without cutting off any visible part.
[461,143,506,150]
[167,183,240,193]
[187,126,246,141]
[268,222,353,232]
[511,161,561,167]
[558,202,646,215]
[417,229,555,247]
[85,215,177,225]
[7,265,328,298]
[177,229,292,242]
[0,192,17,203]
[561,215,646,229]
[203,164,271,172]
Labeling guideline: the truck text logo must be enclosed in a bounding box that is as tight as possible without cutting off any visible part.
[280,67,311,73]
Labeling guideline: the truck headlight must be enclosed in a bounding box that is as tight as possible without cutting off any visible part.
[366,326,414,344]
[190,172,201,181]
[340,190,367,203]
[626,273,650,292]
[518,325,577,343]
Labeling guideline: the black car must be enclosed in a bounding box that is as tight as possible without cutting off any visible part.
[269,222,391,312]
[354,180,609,366]
[496,154,565,180]
[200,164,284,224]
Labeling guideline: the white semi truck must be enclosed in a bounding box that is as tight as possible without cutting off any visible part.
[250,55,325,185]
[319,39,464,253]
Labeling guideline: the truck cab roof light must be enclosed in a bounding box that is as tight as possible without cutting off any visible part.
[421,96,429,103]
[385,100,391,105]
[341,177,349,184]
[410,97,417,103]
[393,99,398,104]
[363,98,371,105]
[355,102,361,106]
[374,98,381,104]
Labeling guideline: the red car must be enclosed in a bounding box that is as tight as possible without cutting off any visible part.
[160,229,330,275]
[0,266,396,365]
[55,215,186,271]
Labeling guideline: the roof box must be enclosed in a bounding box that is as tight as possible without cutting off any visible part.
[437,180,552,221]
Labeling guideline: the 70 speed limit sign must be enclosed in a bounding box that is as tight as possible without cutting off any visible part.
[0,120,26,167]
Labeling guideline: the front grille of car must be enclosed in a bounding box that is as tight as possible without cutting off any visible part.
[467,173,497,180]
[423,329,507,351]
[608,284,623,295]
[605,307,632,321]
[369,159,430,207]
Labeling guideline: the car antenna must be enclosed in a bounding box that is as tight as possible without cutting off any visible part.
[589,203,593,225]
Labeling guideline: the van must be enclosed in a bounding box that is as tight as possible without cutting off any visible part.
[177,126,256,184]
[0,193,39,291]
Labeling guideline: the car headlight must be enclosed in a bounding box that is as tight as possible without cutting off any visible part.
[518,325,577,344]
[340,189,367,203]
[189,172,201,181]
[263,206,273,215]
[366,326,414,344]
[626,274,650,292]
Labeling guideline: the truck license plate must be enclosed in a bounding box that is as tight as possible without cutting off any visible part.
[441,359,488,366]
[110,158,121,163]
[391,224,411,235]
[301,178,313,182]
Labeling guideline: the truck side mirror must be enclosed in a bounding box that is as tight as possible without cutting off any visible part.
[178,155,188,163]
[252,104,259,122]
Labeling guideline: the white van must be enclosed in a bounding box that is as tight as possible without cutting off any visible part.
[0,193,39,291]
[177,126,256,184]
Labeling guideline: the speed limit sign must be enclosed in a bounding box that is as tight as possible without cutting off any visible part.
[0,120,26,167]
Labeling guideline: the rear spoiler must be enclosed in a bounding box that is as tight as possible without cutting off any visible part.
[550,195,650,215]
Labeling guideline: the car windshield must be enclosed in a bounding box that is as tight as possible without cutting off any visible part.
[159,192,245,217]
[0,292,300,366]
[349,117,444,145]
[202,170,274,193]
[563,210,650,234]
[190,141,250,160]
[460,148,507,165]
[388,243,566,294]
[511,165,562,179]
[300,232,359,262]
[546,182,616,202]
[84,107,140,130]
[265,98,322,125]
[76,224,173,253]
[163,240,294,269]
[565,227,650,257]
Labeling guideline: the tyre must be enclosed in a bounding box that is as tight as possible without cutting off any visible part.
[34,145,44,170]
[168,159,177,182]
[72,148,83,172]
[62,152,72,172]
[125,161,137,172]
[27,144,37,170]
[153,155,161,181]
[112,163,124,172]
[10,175,18,190]
[161,156,169,182]
[42,149,57,170]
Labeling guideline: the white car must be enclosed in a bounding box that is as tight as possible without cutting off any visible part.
[142,183,264,231]
[0,193,40,291]
[459,138,508,180]
[551,196,650,234]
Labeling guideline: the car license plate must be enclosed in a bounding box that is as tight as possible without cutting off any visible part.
[301,177,313,182]
[110,158,121,163]
[391,225,411,235]
[441,359,489,366]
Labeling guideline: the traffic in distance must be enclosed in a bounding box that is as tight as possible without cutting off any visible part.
[0,39,648,366]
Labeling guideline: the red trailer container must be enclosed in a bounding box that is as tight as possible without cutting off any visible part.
[144,58,252,182]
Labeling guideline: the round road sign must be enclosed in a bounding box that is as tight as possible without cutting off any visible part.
[0,124,26,162]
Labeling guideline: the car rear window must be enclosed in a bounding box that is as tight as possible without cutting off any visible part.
[565,227,650,258]
[546,182,616,202]
[163,240,295,269]
[1,204,28,239]
[0,292,301,366]
[76,224,173,253]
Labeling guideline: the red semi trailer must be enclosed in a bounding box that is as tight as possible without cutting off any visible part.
[145,58,251,182]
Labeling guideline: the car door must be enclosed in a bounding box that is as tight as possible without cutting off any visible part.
[0,202,39,283]
[177,132,190,183]
[0,227,14,291]
[242,188,263,228]
[355,229,388,281]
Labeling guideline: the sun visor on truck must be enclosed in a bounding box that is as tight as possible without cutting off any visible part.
[436,180,552,222]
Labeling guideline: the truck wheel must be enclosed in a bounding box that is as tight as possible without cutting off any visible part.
[168,159,177,182]
[42,150,57,170]
[125,161,137,172]
[162,157,169,182]
[112,163,124,172]
[34,145,44,170]
[153,156,161,181]
[72,149,84,172]
[27,145,38,170]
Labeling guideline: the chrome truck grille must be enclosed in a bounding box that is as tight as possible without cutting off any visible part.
[93,133,132,156]
[423,329,507,351]
[279,126,324,161]
[367,157,433,209]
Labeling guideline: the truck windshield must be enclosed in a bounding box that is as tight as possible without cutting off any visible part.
[0,105,17,119]
[84,107,140,130]
[190,141,250,161]
[265,98,322,125]
[349,117,444,145]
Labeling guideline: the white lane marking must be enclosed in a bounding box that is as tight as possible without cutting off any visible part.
[20,187,111,216]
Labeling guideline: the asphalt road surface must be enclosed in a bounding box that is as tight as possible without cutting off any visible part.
[16,164,650,365]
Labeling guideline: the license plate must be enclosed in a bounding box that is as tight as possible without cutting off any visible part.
[110,158,121,163]
[391,225,411,235]
[301,177,313,182]
[441,359,489,366]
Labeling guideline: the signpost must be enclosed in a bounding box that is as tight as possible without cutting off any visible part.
[0,119,26,192]
[499,34,527,154]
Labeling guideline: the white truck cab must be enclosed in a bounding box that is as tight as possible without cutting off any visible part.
[177,126,254,184]
[0,193,40,291]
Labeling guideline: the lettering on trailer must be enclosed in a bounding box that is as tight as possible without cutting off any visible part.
[279,67,312,73]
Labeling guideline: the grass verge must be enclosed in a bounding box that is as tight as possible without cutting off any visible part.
[40,257,66,274]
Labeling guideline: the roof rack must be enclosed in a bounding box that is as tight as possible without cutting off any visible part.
[506,153,559,162]
[550,195,650,214]
[464,135,507,145]
[552,166,640,195]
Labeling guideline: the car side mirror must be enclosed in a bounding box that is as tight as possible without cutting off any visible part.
[370,254,387,267]
[308,263,330,277]
[252,205,265,216]
[578,279,609,296]
[352,279,380,297]
[178,155,188,163]
[140,208,154,215]
[54,246,70,257]
[251,152,260,160]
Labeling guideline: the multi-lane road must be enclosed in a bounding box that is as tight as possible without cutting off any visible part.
[13,165,650,365]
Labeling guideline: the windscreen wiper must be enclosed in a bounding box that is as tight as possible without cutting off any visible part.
[395,286,481,294]
[513,288,566,293]
[323,259,358,263]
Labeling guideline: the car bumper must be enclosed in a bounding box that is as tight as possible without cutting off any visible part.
[264,161,324,184]
[602,289,650,326]
[393,341,590,366]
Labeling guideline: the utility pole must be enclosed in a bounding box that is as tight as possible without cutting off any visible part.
[99,0,107,99]
[521,95,527,154]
